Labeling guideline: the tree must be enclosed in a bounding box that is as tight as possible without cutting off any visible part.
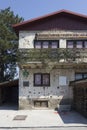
[0,7,24,82]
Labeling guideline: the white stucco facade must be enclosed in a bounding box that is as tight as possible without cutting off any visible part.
[18,30,87,109]
[19,31,35,48]
[19,30,87,49]
[19,68,74,109]
[19,68,74,98]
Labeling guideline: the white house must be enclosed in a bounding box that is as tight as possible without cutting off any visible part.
[13,10,87,109]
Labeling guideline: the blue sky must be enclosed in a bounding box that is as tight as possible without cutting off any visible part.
[0,0,87,20]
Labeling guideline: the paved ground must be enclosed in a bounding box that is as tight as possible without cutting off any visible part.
[0,127,87,130]
[0,104,87,129]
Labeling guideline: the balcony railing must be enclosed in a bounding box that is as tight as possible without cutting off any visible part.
[19,49,87,63]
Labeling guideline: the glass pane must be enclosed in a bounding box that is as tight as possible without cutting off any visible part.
[76,41,83,48]
[42,41,49,48]
[35,74,41,85]
[83,73,87,78]
[59,76,67,86]
[51,41,58,48]
[75,74,82,80]
[35,41,41,48]
[42,74,50,85]
[67,41,73,48]
[84,41,87,48]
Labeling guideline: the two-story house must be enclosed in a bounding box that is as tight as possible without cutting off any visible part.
[13,10,87,110]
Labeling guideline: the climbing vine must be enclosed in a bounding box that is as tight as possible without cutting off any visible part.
[22,69,29,78]
[19,48,87,70]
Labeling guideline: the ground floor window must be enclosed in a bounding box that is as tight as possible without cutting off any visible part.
[34,73,50,86]
[75,73,87,80]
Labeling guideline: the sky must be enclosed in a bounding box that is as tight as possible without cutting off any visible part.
[0,0,87,21]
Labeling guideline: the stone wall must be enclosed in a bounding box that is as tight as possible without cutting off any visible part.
[19,68,74,109]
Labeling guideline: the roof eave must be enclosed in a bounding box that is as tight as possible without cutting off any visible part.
[12,9,87,34]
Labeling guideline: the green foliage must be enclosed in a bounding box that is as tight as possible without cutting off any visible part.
[22,69,29,78]
[19,48,87,72]
[19,48,80,63]
[0,7,24,82]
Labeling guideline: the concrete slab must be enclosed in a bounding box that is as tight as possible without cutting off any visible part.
[0,108,87,128]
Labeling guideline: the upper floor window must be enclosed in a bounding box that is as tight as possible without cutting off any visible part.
[67,40,87,48]
[51,41,58,48]
[76,41,83,48]
[34,41,41,48]
[84,41,87,48]
[34,40,59,49]
[67,41,74,48]
[42,41,49,48]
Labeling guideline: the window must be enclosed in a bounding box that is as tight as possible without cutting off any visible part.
[59,76,67,86]
[51,41,58,48]
[84,73,87,78]
[76,41,83,48]
[75,73,87,80]
[84,41,87,48]
[34,40,59,49]
[67,41,74,48]
[75,73,83,80]
[34,74,41,86]
[67,40,87,48]
[42,41,49,48]
[34,73,50,86]
[34,41,41,48]
[42,74,50,85]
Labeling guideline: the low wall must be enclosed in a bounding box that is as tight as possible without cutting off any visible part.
[19,97,73,110]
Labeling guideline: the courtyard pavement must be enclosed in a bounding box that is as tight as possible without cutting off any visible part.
[0,104,87,129]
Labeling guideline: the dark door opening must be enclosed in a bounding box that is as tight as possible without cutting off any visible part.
[0,80,18,110]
